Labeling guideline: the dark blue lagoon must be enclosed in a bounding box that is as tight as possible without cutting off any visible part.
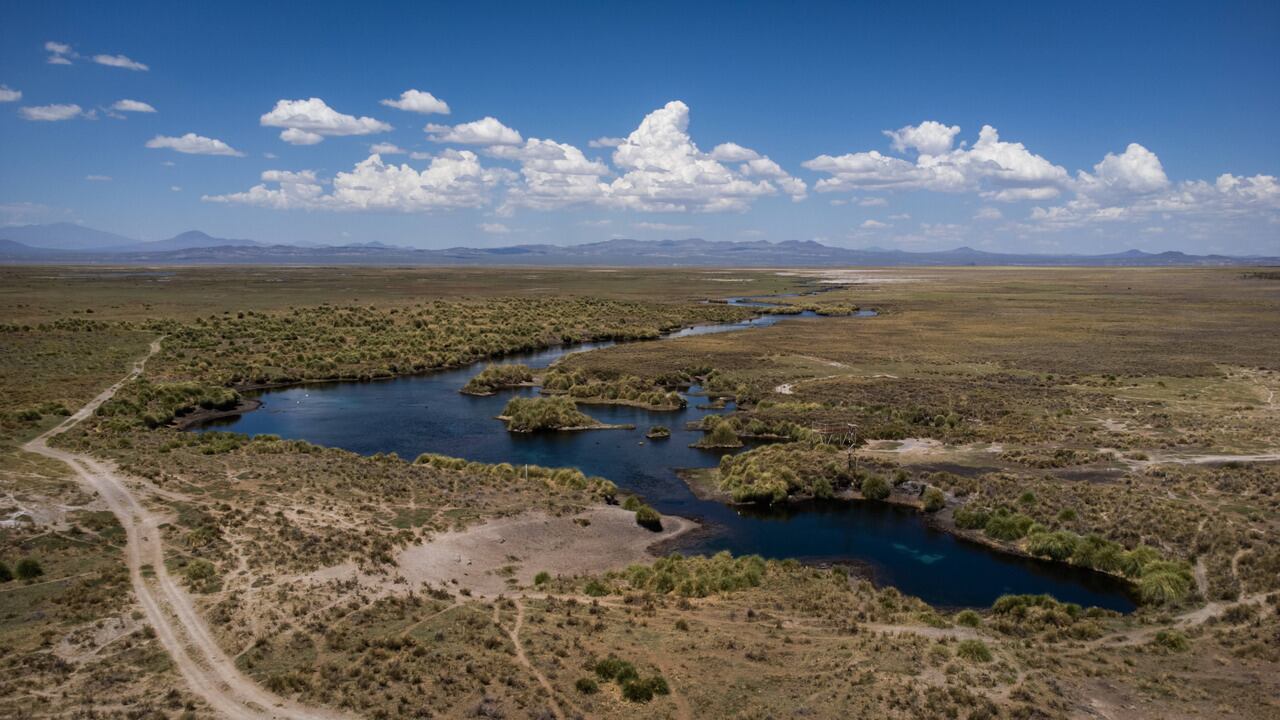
[195,309,1136,611]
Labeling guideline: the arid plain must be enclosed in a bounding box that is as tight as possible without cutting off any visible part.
[2,265,1278,719]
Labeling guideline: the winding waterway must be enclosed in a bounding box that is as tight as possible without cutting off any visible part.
[195,300,1136,610]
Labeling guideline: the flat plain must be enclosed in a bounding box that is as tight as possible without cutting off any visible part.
[1,264,1278,719]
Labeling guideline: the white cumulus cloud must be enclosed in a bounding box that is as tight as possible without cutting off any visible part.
[491,138,611,211]
[0,85,21,102]
[478,222,511,234]
[1075,143,1170,199]
[260,98,392,144]
[381,89,450,115]
[605,100,803,211]
[46,41,75,64]
[111,99,156,114]
[20,104,84,121]
[93,54,148,71]
[146,133,245,157]
[426,116,523,146]
[370,142,406,155]
[805,122,1069,201]
[204,151,512,212]
[884,121,961,155]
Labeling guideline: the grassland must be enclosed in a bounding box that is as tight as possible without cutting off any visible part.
[1,264,1278,719]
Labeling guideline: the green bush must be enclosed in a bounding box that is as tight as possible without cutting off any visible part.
[694,419,742,448]
[1152,630,1190,652]
[955,609,982,628]
[575,677,599,694]
[860,474,891,501]
[500,396,598,432]
[983,511,1034,541]
[1119,545,1161,578]
[956,639,993,663]
[621,679,654,703]
[922,487,946,512]
[461,364,534,394]
[1137,562,1194,605]
[717,442,848,503]
[634,505,663,531]
[95,379,241,429]
[542,368,685,410]
[15,558,43,580]
[583,579,609,597]
[594,656,638,682]
[646,425,671,439]
[0,562,12,582]
[620,552,766,598]
[953,505,991,529]
[1026,530,1080,561]
[534,571,551,585]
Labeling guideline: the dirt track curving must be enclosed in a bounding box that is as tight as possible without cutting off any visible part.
[22,339,347,720]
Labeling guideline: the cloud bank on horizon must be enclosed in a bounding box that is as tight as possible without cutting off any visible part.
[202,97,1278,242]
[2,4,1278,254]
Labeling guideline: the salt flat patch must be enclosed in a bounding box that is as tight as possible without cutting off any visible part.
[393,506,695,596]
[774,269,926,284]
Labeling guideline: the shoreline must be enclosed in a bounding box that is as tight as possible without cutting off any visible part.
[674,466,1141,597]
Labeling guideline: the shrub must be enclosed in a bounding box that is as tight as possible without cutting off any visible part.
[1152,630,1190,652]
[583,579,609,597]
[622,495,643,511]
[461,364,534,394]
[955,609,982,628]
[575,677,599,694]
[695,420,742,448]
[183,559,218,592]
[1119,545,1161,578]
[1026,530,1080,562]
[1137,562,1194,605]
[594,656,638,682]
[953,505,991,530]
[534,571,551,585]
[500,396,598,432]
[860,474,891,501]
[620,552,766,598]
[646,425,671,439]
[956,639,993,663]
[1072,534,1126,573]
[922,487,946,512]
[716,442,848,503]
[983,511,1034,541]
[621,679,653,703]
[15,558,43,580]
[0,562,11,582]
[620,676,670,703]
[634,505,663,531]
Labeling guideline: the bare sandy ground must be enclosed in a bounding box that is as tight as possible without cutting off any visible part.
[400,507,695,595]
[312,506,695,597]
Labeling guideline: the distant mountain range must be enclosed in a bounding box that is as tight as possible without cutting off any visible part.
[1,223,1275,267]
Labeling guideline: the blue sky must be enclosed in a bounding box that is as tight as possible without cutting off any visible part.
[1,0,1277,254]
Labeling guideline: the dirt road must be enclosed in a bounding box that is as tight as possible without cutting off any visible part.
[23,339,347,720]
